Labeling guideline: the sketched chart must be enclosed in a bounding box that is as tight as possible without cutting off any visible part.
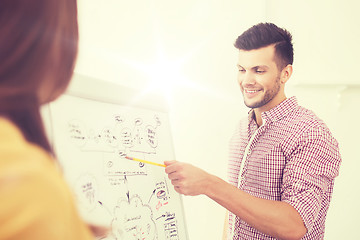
[49,94,187,240]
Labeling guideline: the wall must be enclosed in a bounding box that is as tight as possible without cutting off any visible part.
[75,1,265,239]
[73,0,360,239]
[266,0,360,239]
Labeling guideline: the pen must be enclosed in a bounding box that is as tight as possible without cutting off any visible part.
[125,156,166,167]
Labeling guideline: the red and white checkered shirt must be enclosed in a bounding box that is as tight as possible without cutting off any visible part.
[227,96,341,239]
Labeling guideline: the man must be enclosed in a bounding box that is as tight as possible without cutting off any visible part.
[165,23,341,240]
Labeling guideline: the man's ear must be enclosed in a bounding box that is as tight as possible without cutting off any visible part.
[280,64,293,84]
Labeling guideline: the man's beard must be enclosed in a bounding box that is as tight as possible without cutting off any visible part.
[243,76,281,109]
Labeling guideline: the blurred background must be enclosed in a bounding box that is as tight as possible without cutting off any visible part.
[74,0,360,239]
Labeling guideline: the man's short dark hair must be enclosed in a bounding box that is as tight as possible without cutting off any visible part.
[234,23,293,70]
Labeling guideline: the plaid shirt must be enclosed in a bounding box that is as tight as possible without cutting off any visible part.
[227,96,341,239]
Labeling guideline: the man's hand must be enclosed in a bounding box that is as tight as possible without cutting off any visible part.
[164,160,212,196]
[165,161,307,240]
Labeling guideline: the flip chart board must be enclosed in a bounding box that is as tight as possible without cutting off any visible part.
[44,74,188,240]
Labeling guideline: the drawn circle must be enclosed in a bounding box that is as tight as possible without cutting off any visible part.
[134,118,143,126]
[157,190,166,199]
[68,119,87,147]
[120,127,133,148]
[75,174,98,211]
[114,114,125,123]
[139,162,145,168]
[154,115,161,127]
[102,126,118,147]
[107,161,113,168]
[145,125,158,148]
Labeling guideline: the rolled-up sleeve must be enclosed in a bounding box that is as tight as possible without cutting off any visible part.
[281,126,341,232]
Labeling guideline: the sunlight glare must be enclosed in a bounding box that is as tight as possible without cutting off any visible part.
[143,53,185,99]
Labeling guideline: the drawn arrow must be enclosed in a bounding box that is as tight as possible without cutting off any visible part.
[124,175,130,203]
[156,214,166,220]
[98,201,112,216]
[148,189,156,204]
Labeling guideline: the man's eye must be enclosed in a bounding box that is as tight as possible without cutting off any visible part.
[256,70,265,74]
[238,69,246,73]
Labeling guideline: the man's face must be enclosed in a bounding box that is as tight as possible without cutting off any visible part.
[237,45,285,113]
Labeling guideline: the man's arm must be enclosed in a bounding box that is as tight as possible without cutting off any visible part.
[165,161,307,240]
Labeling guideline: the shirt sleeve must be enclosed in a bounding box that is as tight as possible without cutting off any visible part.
[281,125,341,232]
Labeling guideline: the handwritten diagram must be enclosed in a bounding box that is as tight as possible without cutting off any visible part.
[49,94,187,240]
[67,114,160,176]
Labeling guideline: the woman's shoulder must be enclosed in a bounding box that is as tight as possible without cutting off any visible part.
[0,117,93,239]
[0,117,58,180]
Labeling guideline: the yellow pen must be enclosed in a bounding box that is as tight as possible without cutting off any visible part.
[125,156,166,167]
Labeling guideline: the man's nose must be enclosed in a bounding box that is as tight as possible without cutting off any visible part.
[240,72,256,86]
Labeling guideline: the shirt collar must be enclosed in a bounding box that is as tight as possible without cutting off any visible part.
[247,96,298,124]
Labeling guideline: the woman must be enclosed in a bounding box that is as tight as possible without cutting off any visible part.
[0,0,105,239]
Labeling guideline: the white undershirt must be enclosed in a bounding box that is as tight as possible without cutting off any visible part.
[229,120,266,239]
